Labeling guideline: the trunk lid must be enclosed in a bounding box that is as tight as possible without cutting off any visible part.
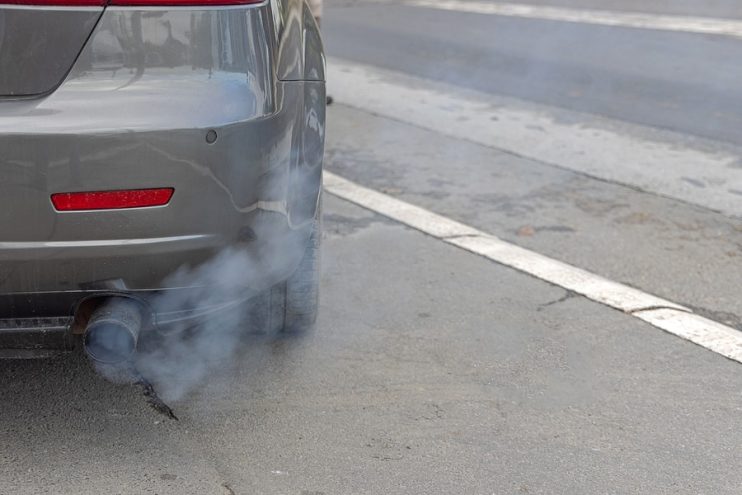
[0,7,103,97]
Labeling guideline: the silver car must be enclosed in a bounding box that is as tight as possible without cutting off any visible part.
[0,0,325,364]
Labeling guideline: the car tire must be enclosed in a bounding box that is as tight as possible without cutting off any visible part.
[246,198,321,336]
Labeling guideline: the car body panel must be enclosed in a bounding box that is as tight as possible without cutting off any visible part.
[0,7,103,97]
[0,1,325,352]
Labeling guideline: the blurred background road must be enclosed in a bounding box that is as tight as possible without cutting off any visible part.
[325,0,742,144]
[2,1,742,493]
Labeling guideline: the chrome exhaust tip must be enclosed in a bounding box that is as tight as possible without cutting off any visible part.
[83,297,144,365]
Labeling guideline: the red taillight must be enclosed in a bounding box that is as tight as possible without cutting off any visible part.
[109,0,263,5]
[0,0,263,5]
[51,188,174,211]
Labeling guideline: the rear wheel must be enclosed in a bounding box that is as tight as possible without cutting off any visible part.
[246,200,321,336]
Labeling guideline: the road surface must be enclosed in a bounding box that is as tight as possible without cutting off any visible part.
[1,1,741,493]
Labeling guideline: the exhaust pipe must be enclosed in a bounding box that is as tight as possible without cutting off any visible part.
[83,297,144,365]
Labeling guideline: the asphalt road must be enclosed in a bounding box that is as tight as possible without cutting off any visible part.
[324,0,742,145]
[3,1,742,493]
[2,195,741,494]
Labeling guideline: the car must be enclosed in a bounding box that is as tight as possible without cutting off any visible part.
[0,0,325,365]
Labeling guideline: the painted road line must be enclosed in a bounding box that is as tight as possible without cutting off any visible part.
[407,0,742,39]
[324,171,742,364]
[327,58,742,218]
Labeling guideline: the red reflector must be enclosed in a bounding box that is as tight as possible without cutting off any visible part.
[51,188,174,211]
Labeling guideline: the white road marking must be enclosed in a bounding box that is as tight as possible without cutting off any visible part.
[324,171,742,364]
[407,0,742,39]
[327,59,742,218]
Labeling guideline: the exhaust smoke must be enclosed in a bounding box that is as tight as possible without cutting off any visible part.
[134,240,303,399]
[82,80,325,410]
[85,222,312,413]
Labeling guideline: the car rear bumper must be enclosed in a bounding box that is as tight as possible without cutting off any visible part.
[0,77,323,292]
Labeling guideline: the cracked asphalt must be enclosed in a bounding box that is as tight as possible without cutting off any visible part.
[2,1,742,493]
